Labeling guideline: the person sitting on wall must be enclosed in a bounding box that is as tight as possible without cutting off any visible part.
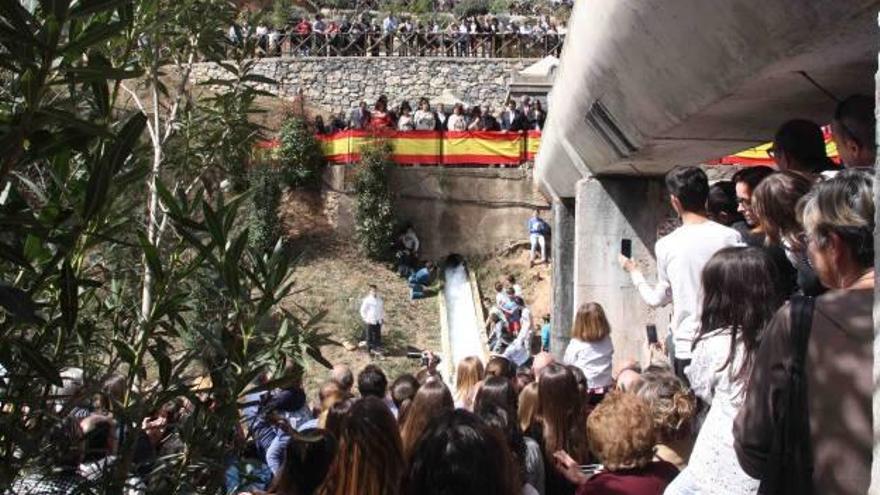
[408,261,435,300]
[395,226,420,277]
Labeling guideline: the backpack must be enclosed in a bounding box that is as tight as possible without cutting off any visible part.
[758,295,815,495]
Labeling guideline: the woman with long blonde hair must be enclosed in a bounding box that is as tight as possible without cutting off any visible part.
[517,381,539,433]
[454,356,484,411]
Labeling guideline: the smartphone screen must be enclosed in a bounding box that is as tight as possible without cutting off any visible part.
[620,238,632,258]
[646,324,658,344]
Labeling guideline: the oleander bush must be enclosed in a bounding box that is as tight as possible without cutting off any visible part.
[354,141,399,261]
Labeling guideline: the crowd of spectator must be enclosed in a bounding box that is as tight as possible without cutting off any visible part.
[335,0,573,16]
[232,12,566,58]
[6,95,877,494]
[313,94,546,134]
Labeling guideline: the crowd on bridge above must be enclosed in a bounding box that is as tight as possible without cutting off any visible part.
[6,94,878,494]
[233,12,566,58]
[334,0,574,15]
[313,94,546,134]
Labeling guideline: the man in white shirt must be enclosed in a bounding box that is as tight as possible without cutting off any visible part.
[359,285,385,355]
[619,166,742,380]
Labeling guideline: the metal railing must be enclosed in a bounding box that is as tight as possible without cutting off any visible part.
[250,32,565,59]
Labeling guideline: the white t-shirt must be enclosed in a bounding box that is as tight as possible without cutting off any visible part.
[562,336,613,389]
[630,220,743,359]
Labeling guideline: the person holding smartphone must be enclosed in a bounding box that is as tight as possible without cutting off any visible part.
[619,166,742,380]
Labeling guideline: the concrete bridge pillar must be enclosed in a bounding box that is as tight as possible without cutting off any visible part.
[550,197,575,359]
[570,176,674,367]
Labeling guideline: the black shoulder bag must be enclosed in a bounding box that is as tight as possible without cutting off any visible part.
[758,295,816,495]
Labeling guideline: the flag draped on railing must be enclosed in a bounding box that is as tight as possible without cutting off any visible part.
[257,130,544,166]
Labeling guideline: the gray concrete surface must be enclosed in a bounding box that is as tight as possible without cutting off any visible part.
[550,197,575,359]
[572,176,674,367]
[536,0,879,195]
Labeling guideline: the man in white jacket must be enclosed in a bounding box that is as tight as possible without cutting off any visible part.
[359,285,385,356]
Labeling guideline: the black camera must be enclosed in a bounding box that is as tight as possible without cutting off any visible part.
[407,350,441,368]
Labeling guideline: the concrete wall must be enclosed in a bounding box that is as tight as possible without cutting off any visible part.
[192,57,535,116]
[551,198,575,360]
[569,176,675,367]
[321,165,549,260]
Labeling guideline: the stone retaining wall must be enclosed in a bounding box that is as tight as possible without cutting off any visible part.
[192,57,535,115]
[322,165,549,259]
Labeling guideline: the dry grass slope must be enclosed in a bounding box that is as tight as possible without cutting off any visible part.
[279,190,441,399]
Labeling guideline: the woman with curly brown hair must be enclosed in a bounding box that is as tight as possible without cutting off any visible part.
[553,391,678,494]
[633,367,696,471]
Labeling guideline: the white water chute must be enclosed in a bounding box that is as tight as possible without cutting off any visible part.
[440,263,487,385]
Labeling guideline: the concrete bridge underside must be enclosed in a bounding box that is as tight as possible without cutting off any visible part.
[537,1,880,487]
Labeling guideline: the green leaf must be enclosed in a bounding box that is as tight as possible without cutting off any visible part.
[35,109,111,138]
[63,65,144,82]
[305,346,332,369]
[83,112,145,221]
[137,232,164,286]
[155,180,184,219]
[111,338,137,365]
[149,344,172,387]
[59,259,78,331]
[0,284,42,323]
[240,74,277,85]
[0,241,33,270]
[14,339,61,386]
[61,21,126,56]
[85,52,111,118]
[0,1,37,44]
[69,0,128,17]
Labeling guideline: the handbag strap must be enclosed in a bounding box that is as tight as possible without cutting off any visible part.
[759,295,816,495]
[790,295,815,371]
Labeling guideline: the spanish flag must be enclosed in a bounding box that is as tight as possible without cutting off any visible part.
[714,126,839,166]
[443,131,524,165]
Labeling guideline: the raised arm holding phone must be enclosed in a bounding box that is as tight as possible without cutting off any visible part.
[617,167,742,379]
